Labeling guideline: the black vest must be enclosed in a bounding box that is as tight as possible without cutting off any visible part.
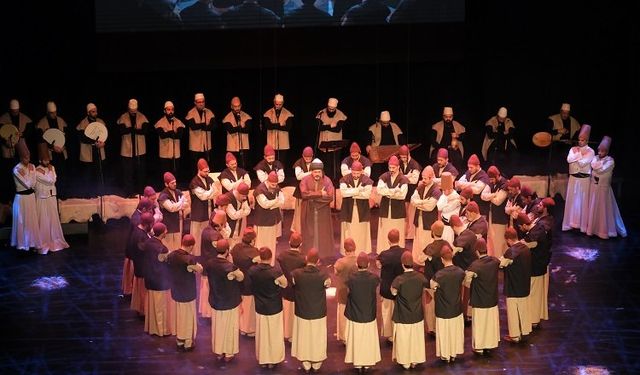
[189,174,214,222]
[377,245,406,299]
[434,265,465,319]
[143,237,171,291]
[249,263,284,316]
[379,172,408,219]
[413,183,441,229]
[167,249,197,302]
[467,255,500,308]
[344,270,380,323]
[129,227,150,278]
[392,270,428,324]
[292,265,329,320]
[253,183,282,226]
[339,174,373,222]
[231,242,259,296]
[219,167,248,193]
[525,223,551,276]
[276,249,306,301]
[292,158,311,199]
[423,239,447,281]
[158,188,182,233]
[503,242,532,298]
[452,228,479,270]
[400,158,422,202]
[205,257,242,310]
[464,169,490,216]
[489,177,509,225]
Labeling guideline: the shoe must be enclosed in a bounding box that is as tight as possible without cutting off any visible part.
[503,335,521,343]
[184,345,195,352]
[472,349,484,356]
[440,357,450,363]
[223,355,234,362]
[532,323,540,330]
[427,331,436,338]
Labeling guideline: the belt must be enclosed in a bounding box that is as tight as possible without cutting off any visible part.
[571,173,590,178]
[16,189,34,195]
[442,217,451,226]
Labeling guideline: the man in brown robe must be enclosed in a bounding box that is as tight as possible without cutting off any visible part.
[300,158,335,259]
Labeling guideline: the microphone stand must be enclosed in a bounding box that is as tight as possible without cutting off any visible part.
[170,118,176,174]
[95,135,105,221]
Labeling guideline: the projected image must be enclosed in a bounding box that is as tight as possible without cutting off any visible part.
[95,0,464,32]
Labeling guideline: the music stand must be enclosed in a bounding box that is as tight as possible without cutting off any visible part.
[369,143,421,164]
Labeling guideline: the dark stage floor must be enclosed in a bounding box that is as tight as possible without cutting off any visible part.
[1,204,638,374]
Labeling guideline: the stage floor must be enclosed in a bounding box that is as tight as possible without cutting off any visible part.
[0,203,637,374]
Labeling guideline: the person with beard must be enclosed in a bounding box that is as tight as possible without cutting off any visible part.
[180,0,223,29]
[375,229,405,344]
[167,234,203,352]
[430,107,466,173]
[143,223,177,337]
[224,182,251,249]
[254,144,285,184]
[520,186,540,221]
[344,252,381,373]
[339,160,373,255]
[376,156,408,252]
[481,166,509,257]
[341,142,372,178]
[221,0,281,28]
[254,171,285,257]
[219,151,252,193]
[465,201,488,241]
[130,212,155,317]
[117,99,150,197]
[122,197,154,297]
[586,136,626,239]
[562,124,595,233]
[290,147,314,233]
[464,238,500,356]
[547,103,581,173]
[185,93,216,173]
[366,111,406,155]
[300,158,335,258]
[291,248,332,373]
[205,238,244,362]
[536,197,556,237]
[516,212,551,330]
[505,177,526,228]
[284,0,334,27]
[0,99,33,203]
[189,158,217,257]
[249,247,288,369]
[431,244,465,363]
[482,107,517,173]
[432,148,459,188]
[398,145,421,241]
[340,0,390,26]
[455,154,490,217]
[262,94,294,171]
[436,172,460,245]
[76,103,107,196]
[155,101,186,179]
[36,102,69,197]
[158,171,187,251]
[410,166,441,263]
[315,97,347,180]
[222,97,252,170]
[276,232,306,342]
[143,185,164,223]
[11,139,40,252]
[34,143,68,254]
[421,220,446,336]
[333,238,359,344]
[500,227,532,343]
[458,186,474,221]
[198,210,231,318]
[231,227,260,337]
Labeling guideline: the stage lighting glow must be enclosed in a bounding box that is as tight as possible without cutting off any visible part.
[571,365,610,375]
[566,247,600,262]
[31,276,69,291]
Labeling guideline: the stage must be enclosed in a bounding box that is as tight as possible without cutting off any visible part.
[0,201,636,374]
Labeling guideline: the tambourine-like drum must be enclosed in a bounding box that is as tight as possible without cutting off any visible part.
[0,123,20,146]
[43,128,66,148]
[84,121,109,142]
[532,132,552,148]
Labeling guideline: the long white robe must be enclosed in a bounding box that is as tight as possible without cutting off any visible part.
[562,145,594,232]
[35,165,68,253]
[586,156,626,238]
[11,163,40,250]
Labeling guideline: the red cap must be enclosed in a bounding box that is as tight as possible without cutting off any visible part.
[182,234,196,247]
[357,252,369,268]
[343,238,356,252]
[289,232,303,247]
[468,154,481,166]
[163,172,176,184]
[504,227,518,241]
[143,186,156,197]
[350,142,361,154]
[387,229,400,243]
[225,152,236,164]
[267,171,278,183]
[398,145,409,156]
[242,227,257,242]
[302,146,314,157]
[212,210,227,225]
[388,155,399,166]
[437,148,449,159]
[306,248,319,264]
[466,201,479,214]
[264,144,275,156]
[450,214,464,228]
[197,158,209,171]
[507,177,521,188]
[216,239,230,253]
[259,247,273,261]
[516,212,531,226]
[401,251,413,267]
[152,222,167,236]
[215,194,231,206]
[520,186,533,197]
[474,238,487,253]
[487,166,500,179]
[236,182,249,195]
[140,212,155,227]
[351,161,363,171]
[461,187,474,199]
[541,197,556,207]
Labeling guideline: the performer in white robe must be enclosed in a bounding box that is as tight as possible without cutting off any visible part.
[35,143,68,254]
[562,124,595,232]
[11,139,40,251]
[376,156,408,253]
[586,136,626,239]
[436,172,460,245]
